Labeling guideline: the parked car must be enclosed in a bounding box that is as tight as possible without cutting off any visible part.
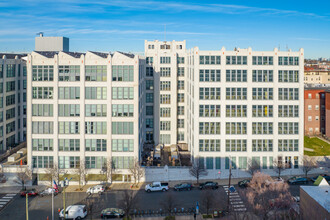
[288,177,308,185]
[238,179,250,188]
[100,208,125,219]
[174,183,193,191]
[266,177,284,186]
[59,205,87,220]
[40,188,58,197]
[199,181,218,190]
[20,189,38,197]
[145,182,169,192]
[310,175,330,182]
[86,185,105,195]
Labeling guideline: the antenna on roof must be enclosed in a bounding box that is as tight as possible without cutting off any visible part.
[36,32,44,37]
[164,24,166,42]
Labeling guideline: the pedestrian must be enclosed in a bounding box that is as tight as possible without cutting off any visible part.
[194,212,196,220]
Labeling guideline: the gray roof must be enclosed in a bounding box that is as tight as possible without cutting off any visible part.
[89,51,110,58]
[62,51,84,58]
[34,51,58,58]
[0,53,27,59]
[301,186,330,212]
[118,51,135,58]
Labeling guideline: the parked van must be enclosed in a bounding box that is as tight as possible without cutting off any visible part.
[59,205,87,220]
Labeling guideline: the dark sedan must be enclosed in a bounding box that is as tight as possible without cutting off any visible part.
[238,179,250,188]
[101,208,125,219]
[199,181,218,190]
[174,183,193,191]
[288,177,308,185]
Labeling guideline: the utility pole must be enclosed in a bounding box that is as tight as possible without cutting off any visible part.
[63,187,66,220]
[227,157,232,212]
[26,194,29,220]
[52,179,54,220]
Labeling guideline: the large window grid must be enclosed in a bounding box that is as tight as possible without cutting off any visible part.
[32,104,53,117]
[199,56,221,65]
[252,70,273,82]
[111,139,133,152]
[6,94,15,106]
[112,156,133,169]
[86,104,106,117]
[58,104,79,117]
[199,70,221,82]
[32,156,54,168]
[177,67,184,77]
[58,87,79,99]
[160,108,171,117]
[58,122,80,134]
[160,67,171,77]
[160,94,171,104]
[278,70,299,82]
[278,139,299,151]
[146,93,153,103]
[112,104,133,117]
[252,140,273,152]
[199,139,220,152]
[160,81,171,91]
[225,140,247,152]
[32,139,53,151]
[225,105,247,117]
[85,122,107,134]
[112,87,133,100]
[6,81,15,92]
[252,88,273,100]
[59,156,80,169]
[252,105,273,117]
[58,139,80,151]
[178,81,184,90]
[278,88,299,100]
[160,121,171,130]
[85,139,107,151]
[58,65,80,81]
[226,70,247,82]
[252,122,273,134]
[112,122,133,134]
[226,122,247,134]
[199,122,220,134]
[85,87,106,100]
[252,56,273,65]
[6,64,15,77]
[278,57,299,65]
[146,67,153,77]
[32,87,53,99]
[32,121,53,134]
[32,65,54,81]
[278,122,299,135]
[85,65,107,81]
[226,88,247,100]
[278,105,299,117]
[199,88,221,100]
[160,57,171,64]
[226,56,247,65]
[112,65,133,82]
[177,106,184,115]
[199,105,220,117]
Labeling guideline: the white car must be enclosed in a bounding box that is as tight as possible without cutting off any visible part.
[145,182,169,192]
[86,185,105,195]
[59,205,87,220]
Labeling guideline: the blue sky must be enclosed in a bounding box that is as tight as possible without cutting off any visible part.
[0,0,329,58]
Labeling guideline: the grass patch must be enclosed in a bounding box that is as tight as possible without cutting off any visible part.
[304,136,330,156]
[38,174,51,182]
[86,174,106,181]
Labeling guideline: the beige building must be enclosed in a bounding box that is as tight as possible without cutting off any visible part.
[304,69,330,84]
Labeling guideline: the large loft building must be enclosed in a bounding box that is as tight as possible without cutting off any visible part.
[145,40,304,170]
[27,51,145,182]
[0,54,27,154]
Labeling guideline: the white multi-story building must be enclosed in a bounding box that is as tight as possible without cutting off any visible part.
[0,54,27,154]
[145,40,304,171]
[27,51,144,182]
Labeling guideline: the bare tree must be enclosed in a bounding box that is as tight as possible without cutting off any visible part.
[273,157,288,178]
[44,162,61,186]
[119,190,136,219]
[240,172,293,220]
[189,157,208,184]
[74,159,86,190]
[201,190,214,215]
[302,155,317,178]
[101,158,116,185]
[129,158,144,187]
[15,166,32,190]
[160,192,177,216]
[246,158,260,176]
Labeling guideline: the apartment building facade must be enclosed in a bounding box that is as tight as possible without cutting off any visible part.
[304,68,330,85]
[0,54,27,154]
[27,51,144,182]
[145,40,304,170]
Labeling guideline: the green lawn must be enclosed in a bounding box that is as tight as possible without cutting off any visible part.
[304,136,330,156]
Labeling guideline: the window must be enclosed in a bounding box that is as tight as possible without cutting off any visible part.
[226,105,247,117]
[58,65,80,81]
[226,56,247,65]
[278,139,299,151]
[86,139,107,151]
[112,65,133,81]
[178,93,184,102]
[58,139,80,151]
[160,81,171,91]
[32,87,53,99]
[199,139,220,152]
[32,156,54,168]
[177,80,184,90]
[146,57,153,64]
[177,67,184,77]
[160,44,170,49]
[85,122,107,134]
[238,157,247,169]
[160,67,171,77]
[252,56,273,65]
[112,156,133,169]
[225,140,247,152]
[177,106,184,115]
[58,122,80,134]
[112,122,133,134]
[0,64,3,78]
[308,105,312,110]
[112,104,133,117]
[278,122,299,135]
[146,93,153,103]
[6,81,15,92]
[315,105,319,110]
[199,69,221,82]
[146,118,153,128]
[145,80,154,90]
[199,56,221,65]
[199,122,220,134]
[6,94,15,106]
[252,122,273,134]
[160,121,171,131]
[226,88,247,100]
[160,94,171,104]
[178,132,184,141]
[112,87,133,100]
[252,105,273,117]
[278,70,299,82]
[226,122,247,134]
[199,105,220,117]
[278,105,299,117]
[58,87,79,99]
[146,106,153,116]
[111,139,133,152]
[32,121,53,134]
[160,57,171,64]
[252,88,273,100]
[85,87,106,100]
[159,134,171,144]
[148,44,154,49]
[160,108,171,117]
[59,156,80,169]
[308,116,312,121]
[252,70,273,82]
[177,119,184,128]
[278,56,299,65]
[32,139,53,151]
[32,104,54,116]
[226,70,247,82]
[6,64,15,77]
[146,67,154,77]
[199,87,221,100]
[85,65,107,81]
[58,104,79,117]
[32,65,54,81]
[86,104,107,117]
[177,57,184,64]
